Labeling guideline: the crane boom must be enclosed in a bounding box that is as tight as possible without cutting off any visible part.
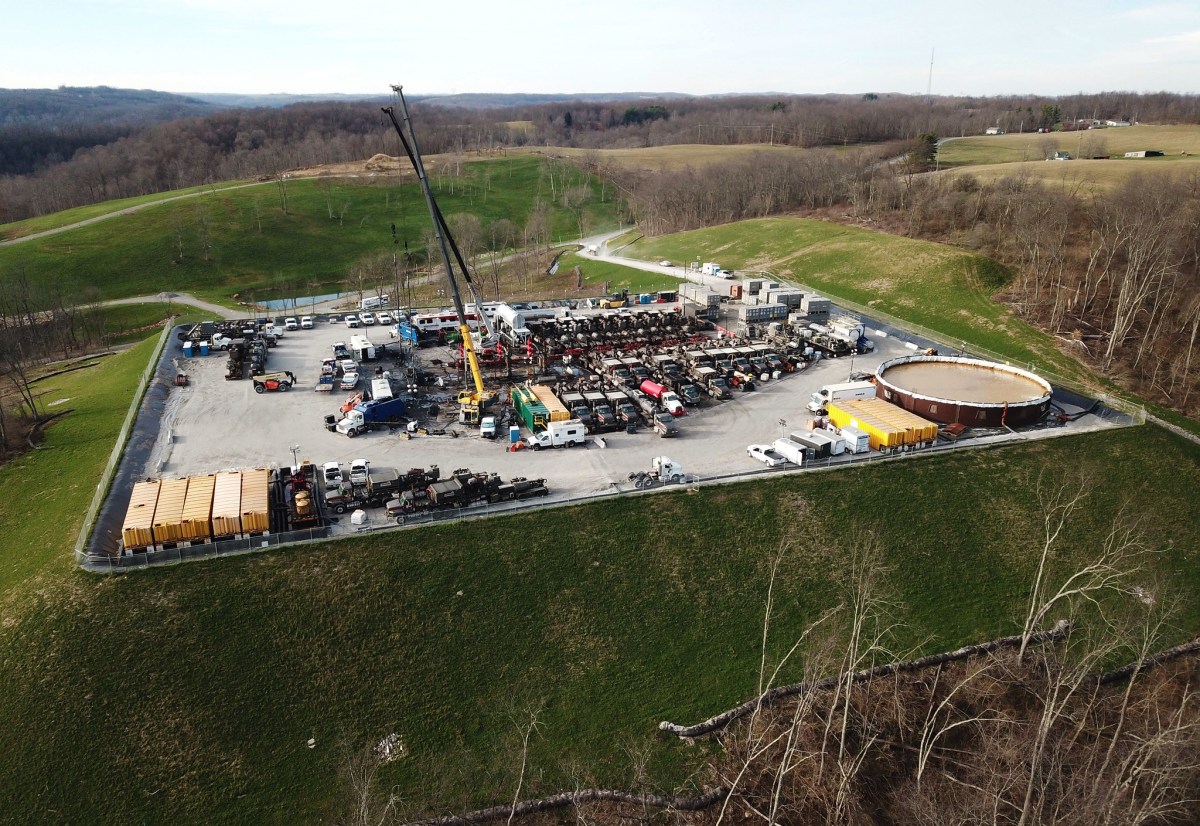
[381,99,497,344]
[384,87,490,422]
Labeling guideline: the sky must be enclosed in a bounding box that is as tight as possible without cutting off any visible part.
[4,0,1199,97]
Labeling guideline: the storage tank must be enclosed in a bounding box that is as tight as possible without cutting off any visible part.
[875,355,1052,428]
[180,473,215,543]
[122,480,161,552]
[240,468,271,536]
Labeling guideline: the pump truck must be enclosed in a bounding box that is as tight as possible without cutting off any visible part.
[383,87,496,424]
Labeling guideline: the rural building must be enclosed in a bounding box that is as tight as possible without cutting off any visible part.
[1123,150,1164,158]
[984,126,1004,135]
[1106,120,1132,127]
[1047,151,1072,161]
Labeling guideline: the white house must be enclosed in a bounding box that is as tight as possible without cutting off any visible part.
[984,126,1005,135]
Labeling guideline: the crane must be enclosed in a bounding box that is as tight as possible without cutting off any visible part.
[383,86,496,423]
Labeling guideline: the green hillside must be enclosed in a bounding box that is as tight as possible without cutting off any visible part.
[626,217,1091,383]
[2,331,1198,823]
[0,156,620,308]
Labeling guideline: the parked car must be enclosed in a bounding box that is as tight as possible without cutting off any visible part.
[300,316,314,329]
[284,317,299,331]
[376,311,392,325]
[349,459,369,485]
[344,314,360,328]
[360,313,376,326]
[747,444,787,467]
[322,461,343,489]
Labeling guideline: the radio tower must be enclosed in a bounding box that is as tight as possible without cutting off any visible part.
[926,47,935,132]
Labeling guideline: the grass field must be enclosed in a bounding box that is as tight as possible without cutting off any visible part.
[935,156,1200,193]
[2,332,1200,824]
[937,124,1200,168]
[522,143,810,172]
[624,217,1090,384]
[0,156,621,308]
[559,252,679,295]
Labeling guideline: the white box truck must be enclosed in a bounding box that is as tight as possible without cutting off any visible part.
[371,377,393,401]
[526,419,588,450]
[772,437,809,466]
[807,380,876,413]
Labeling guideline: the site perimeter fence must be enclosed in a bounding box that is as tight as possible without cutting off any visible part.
[753,275,1148,425]
[73,321,173,567]
[82,425,1076,573]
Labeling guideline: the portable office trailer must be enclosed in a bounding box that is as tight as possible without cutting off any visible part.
[800,295,831,319]
[349,334,376,361]
[240,468,271,536]
[211,471,243,538]
[151,477,189,547]
[180,473,216,543]
[122,480,161,552]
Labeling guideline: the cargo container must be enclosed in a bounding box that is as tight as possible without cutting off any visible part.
[772,438,809,466]
[800,294,831,319]
[151,477,189,546]
[240,468,271,535]
[530,384,571,423]
[789,431,832,460]
[512,386,550,432]
[827,398,938,450]
[733,303,788,321]
[211,471,243,538]
[180,473,216,542]
[122,480,161,551]
[800,428,846,456]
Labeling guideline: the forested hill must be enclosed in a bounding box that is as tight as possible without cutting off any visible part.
[0,86,222,176]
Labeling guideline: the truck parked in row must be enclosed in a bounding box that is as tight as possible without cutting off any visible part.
[639,380,686,416]
[807,380,876,414]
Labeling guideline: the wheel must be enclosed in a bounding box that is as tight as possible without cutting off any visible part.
[279,382,290,392]
[254,384,265,394]
[347,428,358,438]
[533,443,542,451]
[395,516,406,525]
[334,504,346,514]
[671,474,682,484]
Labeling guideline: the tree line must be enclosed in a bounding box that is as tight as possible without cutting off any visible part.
[5,91,1200,224]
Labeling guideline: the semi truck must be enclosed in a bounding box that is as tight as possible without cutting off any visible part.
[628,456,685,488]
[526,419,588,450]
[807,380,876,414]
[639,380,686,416]
[335,397,407,437]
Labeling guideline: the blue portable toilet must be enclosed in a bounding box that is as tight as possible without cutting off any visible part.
[198,340,210,356]
[509,425,521,444]
[182,341,194,357]
[639,293,653,304]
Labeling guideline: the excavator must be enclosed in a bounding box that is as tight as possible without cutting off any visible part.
[383,86,497,424]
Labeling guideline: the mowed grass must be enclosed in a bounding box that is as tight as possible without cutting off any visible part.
[0,156,621,307]
[559,252,679,294]
[625,217,1088,383]
[2,335,1200,824]
[937,124,1200,167]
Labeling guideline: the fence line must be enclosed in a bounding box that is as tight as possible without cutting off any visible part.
[73,321,173,566]
[82,423,1079,573]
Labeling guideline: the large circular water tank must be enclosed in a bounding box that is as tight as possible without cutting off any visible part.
[874,355,1052,428]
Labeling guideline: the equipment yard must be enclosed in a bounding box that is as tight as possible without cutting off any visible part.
[92,296,1133,563]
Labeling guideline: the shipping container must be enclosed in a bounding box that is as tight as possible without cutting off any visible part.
[530,385,570,423]
[151,477,189,546]
[240,468,271,535]
[211,471,243,538]
[122,480,161,551]
[180,473,215,542]
[511,386,550,432]
[828,398,938,450]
